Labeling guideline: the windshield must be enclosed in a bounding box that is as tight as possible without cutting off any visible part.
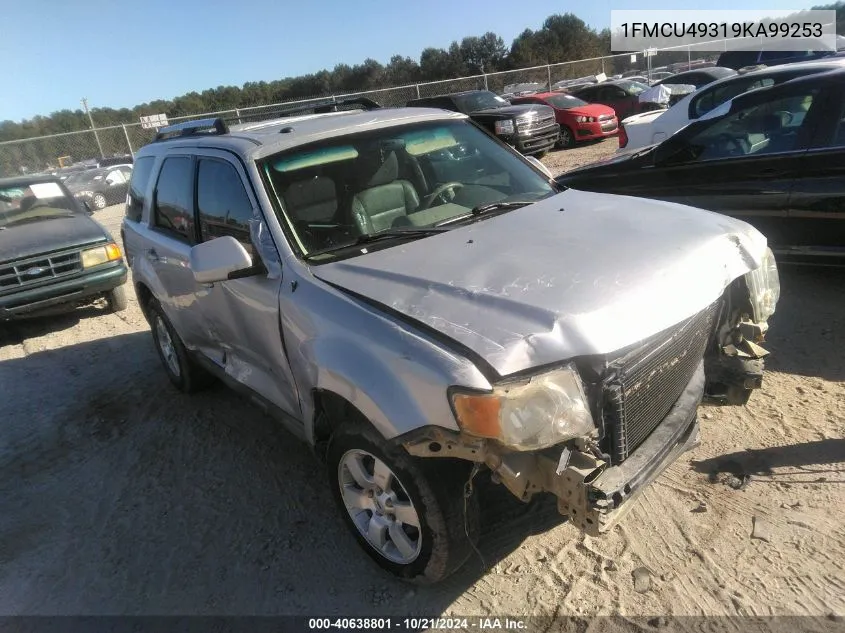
[452,91,510,113]
[64,170,103,186]
[618,80,649,95]
[261,120,557,261]
[0,181,79,228]
[544,94,589,109]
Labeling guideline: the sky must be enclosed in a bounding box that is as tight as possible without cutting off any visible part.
[2,0,808,122]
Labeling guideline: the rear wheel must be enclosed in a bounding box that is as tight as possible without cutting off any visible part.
[327,419,479,584]
[147,298,213,392]
[92,193,107,210]
[557,125,575,149]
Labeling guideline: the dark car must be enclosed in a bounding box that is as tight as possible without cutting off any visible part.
[64,164,133,210]
[653,66,737,89]
[569,80,651,120]
[0,175,128,320]
[406,90,560,156]
[556,68,845,265]
[717,46,841,71]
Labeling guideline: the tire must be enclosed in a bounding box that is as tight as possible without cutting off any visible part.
[92,193,107,210]
[106,285,128,313]
[327,419,480,584]
[146,297,214,393]
[557,125,576,149]
[533,149,548,159]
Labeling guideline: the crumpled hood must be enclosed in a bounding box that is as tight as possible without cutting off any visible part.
[314,189,767,377]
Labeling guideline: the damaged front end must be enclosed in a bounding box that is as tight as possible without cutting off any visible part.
[401,256,779,535]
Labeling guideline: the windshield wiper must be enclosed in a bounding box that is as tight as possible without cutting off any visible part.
[435,201,535,227]
[352,226,449,245]
[303,226,449,260]
[3,212,75,227]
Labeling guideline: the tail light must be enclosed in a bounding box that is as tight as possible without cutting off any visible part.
[618,123,628,149]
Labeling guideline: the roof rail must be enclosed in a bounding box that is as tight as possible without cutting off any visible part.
[227,97,382,126]
[154,117,229,142]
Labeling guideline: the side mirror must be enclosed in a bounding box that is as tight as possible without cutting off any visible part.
[525,155,554,179]
[190,236,254,284]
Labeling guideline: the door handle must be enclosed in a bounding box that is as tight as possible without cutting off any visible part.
[145,249,167,264]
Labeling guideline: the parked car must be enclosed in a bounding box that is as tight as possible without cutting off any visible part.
[123,108,778,583]
[557,68,845,265]
[510,91,618,148]
[0,175,128,320]
[619,61,845,151]
[652,66,737,89]
[717,46,840,70]
[649,71,675,83]
[64,164,133,210]
[569,80,651,120]
[406,90,559,156]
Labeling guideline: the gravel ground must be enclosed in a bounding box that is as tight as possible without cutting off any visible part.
[1,143,843,618]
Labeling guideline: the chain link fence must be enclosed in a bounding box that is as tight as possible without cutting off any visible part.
[0,45,721,177]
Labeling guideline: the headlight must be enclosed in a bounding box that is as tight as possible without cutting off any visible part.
[744,247,780,323]
[81,242,123,268]
[494,119,515,135]
[74,191,94,198]
[575,116,596,123]
[452,365,596,451]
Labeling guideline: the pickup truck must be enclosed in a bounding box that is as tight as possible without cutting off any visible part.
[406,90,560,156]
[122,107,779,584]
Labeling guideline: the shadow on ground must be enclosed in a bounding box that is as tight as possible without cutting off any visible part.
[0,332,565,615]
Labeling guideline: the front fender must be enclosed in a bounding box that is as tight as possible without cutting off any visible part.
[282,272,491,445]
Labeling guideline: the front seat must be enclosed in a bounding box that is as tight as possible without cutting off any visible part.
[283,176,338,223]
[351,152,419,234]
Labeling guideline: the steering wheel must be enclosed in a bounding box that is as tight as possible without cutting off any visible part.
[715,133,745,157]
[420,182,465,210]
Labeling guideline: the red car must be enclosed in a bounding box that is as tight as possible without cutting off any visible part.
[567,80,652,124]
[511,91,618,149]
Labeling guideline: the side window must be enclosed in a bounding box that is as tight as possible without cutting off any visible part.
[692,78,777,119]
[105,169,127,186]
[125,156,155,222]
[677,89,818,163]
[196,159,254,253]
[822,102,845,148]
[153,157,195,242]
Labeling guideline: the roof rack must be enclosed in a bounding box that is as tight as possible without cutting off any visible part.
[154,117,229,142]
[227,97,382,126]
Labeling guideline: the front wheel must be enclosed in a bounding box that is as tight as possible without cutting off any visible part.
[557,125,575,149]
[327,420,479,584]
[106,285,128,312]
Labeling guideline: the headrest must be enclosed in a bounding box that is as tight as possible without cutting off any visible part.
[358,151,399,189]
[284,176,336,208]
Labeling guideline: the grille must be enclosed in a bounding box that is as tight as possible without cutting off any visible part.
[516,112,556,133]
[602,301,720,462]
[0,249,83,294]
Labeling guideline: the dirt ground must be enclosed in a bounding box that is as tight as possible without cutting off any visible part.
[1,138,843,619]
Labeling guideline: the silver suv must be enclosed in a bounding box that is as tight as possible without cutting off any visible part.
[122,103,780,583]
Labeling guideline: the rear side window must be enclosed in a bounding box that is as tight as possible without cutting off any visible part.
[125,156,155,222]
[196,159,254,253]
[153,157,194,242]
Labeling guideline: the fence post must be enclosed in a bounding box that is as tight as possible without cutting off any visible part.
[121,125,134,156]
[235,108,242,124]
[483,74,489,91]
[546,65,552,89]
[688,45,692,71]
[415,84,421,98]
